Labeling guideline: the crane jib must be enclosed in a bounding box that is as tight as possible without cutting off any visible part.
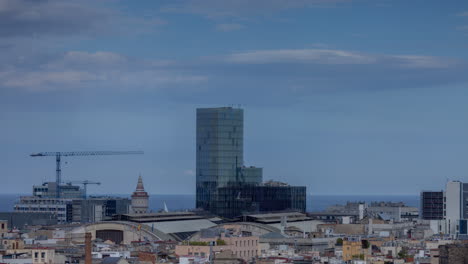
[29,150,144,198]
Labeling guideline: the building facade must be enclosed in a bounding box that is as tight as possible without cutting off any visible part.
[14,182,83,224]
[196,107,247,210]
[131,176,149,214]
[14,196,73,224]
[0,220,7,237]
[342,237,366,262]
[72,197,131,223]
[439,243,468,264]
[422,181,468,236]
[32,182,83,199]
[420,191,444,220]
[195,107,306,218]
[175,227,259,261]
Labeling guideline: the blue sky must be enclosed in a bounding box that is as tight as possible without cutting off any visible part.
[1,0,468,195]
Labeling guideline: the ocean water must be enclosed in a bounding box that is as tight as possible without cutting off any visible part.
[0,194,419,213]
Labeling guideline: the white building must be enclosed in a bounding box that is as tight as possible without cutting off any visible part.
[445,181,461,235]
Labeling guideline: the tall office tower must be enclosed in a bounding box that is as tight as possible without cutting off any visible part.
[131,175,149,214]
[196,107,305,218]
[196,108,259,210]
[420,191,444,220]
[196,107,244,194]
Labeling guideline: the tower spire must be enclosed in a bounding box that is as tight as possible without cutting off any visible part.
[136,174,145,192]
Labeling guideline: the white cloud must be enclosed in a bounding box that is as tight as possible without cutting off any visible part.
[0,51,207,91]
[0,48,464,95]
[392,55,456,69]
[456,25,468,31]
[224,48,457,68]
[0,0,166,38]
[43,51,128,70]
[456,11,468,17]
[215,23,243,32]
[225,49,377,64]
[162,0,350,18]
[2,71,102,91]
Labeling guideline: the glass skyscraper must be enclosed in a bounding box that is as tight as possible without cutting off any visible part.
[196,107,244,189]
[196,107,306,218]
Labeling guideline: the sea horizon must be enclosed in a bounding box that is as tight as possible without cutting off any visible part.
[0,193,419,213]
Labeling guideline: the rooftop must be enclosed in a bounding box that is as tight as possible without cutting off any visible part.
[243,211,309,223]
[114,212,203,223]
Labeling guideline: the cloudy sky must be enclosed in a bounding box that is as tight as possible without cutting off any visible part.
[1,0,468,195]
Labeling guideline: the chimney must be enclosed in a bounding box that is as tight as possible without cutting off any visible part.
[85,232,92,264]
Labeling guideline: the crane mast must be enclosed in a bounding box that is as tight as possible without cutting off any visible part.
[31,151,143,198]
[67,180,101,199]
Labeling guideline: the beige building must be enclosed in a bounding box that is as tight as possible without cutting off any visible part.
[32,248,55,264]
[0,238,24,250]
[0,220,7,237]
[176,232,259,261]
[342,237,366,262]
[317,224,366,236]
[212,250,244,264]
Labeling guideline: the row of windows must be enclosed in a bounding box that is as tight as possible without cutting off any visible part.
[197,168,237,174]
[199,142,241,149]
[196,115,243,121]
[187,248,257,258]
[236,249,257,258]
[188,252,206,257]
[235,240,258,247]
[198,145,242,151]
[197,123,243,131]
[197,131,243,137]
[34,252,47,258]
[15,207,66,211]
[197,156,243,163]
[17,199,70,205]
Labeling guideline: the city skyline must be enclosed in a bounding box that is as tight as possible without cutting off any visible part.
[2,1,468,195]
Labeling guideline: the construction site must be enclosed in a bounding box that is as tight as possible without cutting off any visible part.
[14,151,144,224]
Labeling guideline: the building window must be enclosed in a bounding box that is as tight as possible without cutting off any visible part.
[35,252,38,258]
[41,252,45,258]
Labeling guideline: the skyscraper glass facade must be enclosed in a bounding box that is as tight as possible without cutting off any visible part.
[196,107,306,218]
[196,107,244,186]
[196,107,246,210]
